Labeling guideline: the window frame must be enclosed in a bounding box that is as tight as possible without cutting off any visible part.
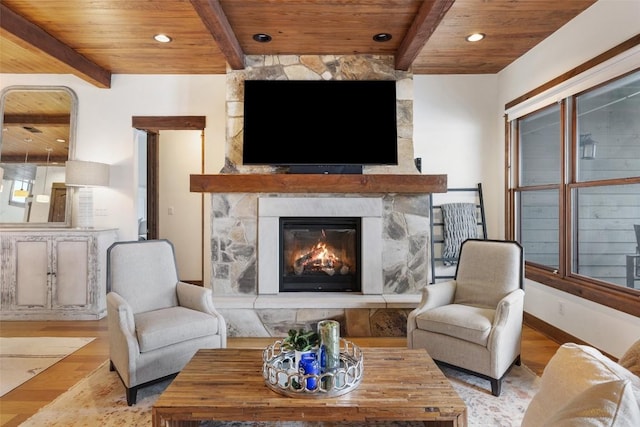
[505,36,640,318]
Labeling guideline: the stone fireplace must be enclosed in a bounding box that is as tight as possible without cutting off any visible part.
[210,191,431,337]
[200,54,446,338]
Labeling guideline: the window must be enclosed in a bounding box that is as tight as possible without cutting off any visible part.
[9,179,32,207]
[509,67,640,316]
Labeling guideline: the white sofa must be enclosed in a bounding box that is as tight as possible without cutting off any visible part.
[521,340,640,426]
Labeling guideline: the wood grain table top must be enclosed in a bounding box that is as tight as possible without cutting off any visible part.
[152,347,467,426]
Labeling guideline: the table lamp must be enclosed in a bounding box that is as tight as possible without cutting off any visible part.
[65,160,110,228]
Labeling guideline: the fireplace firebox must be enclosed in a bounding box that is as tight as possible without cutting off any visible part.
[279,217,361,292]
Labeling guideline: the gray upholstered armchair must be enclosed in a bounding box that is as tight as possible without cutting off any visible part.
[106,239,227,405]
[407,239,524,396]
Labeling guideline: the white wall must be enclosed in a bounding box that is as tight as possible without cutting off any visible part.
[0,74,226,242]
[159,130,202,282]
[413,74,500,237]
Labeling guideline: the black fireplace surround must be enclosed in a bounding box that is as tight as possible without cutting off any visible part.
[279,217,361,292]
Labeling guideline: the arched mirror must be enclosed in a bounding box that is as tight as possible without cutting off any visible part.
[0,86,77,227]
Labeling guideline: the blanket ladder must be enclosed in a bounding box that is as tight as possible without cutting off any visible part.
[429,183,487,283]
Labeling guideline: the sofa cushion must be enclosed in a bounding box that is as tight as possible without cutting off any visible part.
[619,339,640,377]
[542,380,640,427]
[135,306,220,353]
[522,343,640,427]
[414,304,494,346]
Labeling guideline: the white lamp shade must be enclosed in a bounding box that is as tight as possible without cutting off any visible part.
[65,160,109,187]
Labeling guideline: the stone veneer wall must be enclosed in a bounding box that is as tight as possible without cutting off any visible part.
[210,55,427,338]
[223,54,416,175]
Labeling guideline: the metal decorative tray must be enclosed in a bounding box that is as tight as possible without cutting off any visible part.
[262,338,364,398]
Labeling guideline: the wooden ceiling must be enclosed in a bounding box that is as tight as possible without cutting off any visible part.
[0,0,599,164]
[0,0,599,88]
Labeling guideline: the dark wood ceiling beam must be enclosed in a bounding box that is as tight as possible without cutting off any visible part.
[190,0,245,70]
[1,154,68,164]
[0,4,111,88]
[395,0,456,71]
[3,114,71,126]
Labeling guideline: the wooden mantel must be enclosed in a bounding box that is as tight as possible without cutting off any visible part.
[190,174,447,194]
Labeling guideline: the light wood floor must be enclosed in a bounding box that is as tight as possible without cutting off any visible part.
[0,319,561,427]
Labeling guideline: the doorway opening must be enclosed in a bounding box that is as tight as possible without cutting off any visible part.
[132,116,206,285]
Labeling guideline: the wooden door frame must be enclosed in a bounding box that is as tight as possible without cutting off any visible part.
[132,116,206,284]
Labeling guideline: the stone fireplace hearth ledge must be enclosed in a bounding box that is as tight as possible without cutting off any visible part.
[215,293,421,310]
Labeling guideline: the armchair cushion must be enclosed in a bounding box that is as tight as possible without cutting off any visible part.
[107,239,179,314]
[135,306,221,353]
[414,304,494,346]
[454,240,523,308]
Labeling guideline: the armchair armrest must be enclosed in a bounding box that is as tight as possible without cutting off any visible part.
[107,292,135,337]
[176,282,227,347]
[176,281,216,313]
[415,281,457,312]
[488,288,525,370]
[407,281,456,348]
[106,292,140,383]
[493,288,525,329]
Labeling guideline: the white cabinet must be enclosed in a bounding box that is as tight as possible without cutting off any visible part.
[0,229,118,320]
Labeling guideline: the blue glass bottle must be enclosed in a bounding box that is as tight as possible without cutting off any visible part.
[299,352,319,390]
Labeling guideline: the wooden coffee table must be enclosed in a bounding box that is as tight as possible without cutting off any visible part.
[152,347,467,426]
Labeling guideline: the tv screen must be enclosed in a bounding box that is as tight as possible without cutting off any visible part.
[242,80,398,169]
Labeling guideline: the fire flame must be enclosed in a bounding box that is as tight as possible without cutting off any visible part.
[291,230,350,276]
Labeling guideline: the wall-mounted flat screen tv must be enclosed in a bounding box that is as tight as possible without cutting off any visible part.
[242,80,398,172]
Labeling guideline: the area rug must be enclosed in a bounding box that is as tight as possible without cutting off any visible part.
[0,336,95,397]
[20,359,539,426]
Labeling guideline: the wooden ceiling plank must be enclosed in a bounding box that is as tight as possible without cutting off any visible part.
[395,0,456,71]
[190,0,245,70]
[0,4,111,88]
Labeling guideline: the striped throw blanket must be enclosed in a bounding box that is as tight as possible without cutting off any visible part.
[441,202,478,264]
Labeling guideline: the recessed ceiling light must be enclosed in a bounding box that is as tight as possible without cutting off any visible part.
[56,138,66,143]
[154,34,172,43]
[465,33,485,42]
[253,33,272,43]
[373,33,392,42]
